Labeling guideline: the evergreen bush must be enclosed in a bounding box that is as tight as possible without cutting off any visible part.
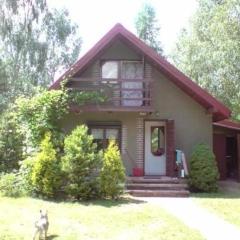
[31,132,62,198]
[100,141,125,199]
[189,143,219,192]
[62,125,102,200]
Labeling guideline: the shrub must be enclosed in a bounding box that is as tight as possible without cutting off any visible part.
[31,132,62,198]
[189,143,219,192]
[18,157,36,196]
[0,172,26,197]
[16,89,69,147]
[16,89,106,149]
[0,109,24,173]
[62,125,102,200]
[100,141,125,199]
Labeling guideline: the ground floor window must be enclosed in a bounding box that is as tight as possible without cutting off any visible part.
[88,123,121,150]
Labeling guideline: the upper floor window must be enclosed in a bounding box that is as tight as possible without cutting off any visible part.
[121,61,143,79]
[101,61,143,79]
[102,61,118,79]
[101,60,144,107]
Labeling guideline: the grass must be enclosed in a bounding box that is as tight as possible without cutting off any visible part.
[192,185,240,228]
[0,196,204,240]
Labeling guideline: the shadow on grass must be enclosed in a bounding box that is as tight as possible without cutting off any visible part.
[47,235,59,240]
[38,195,146,208]
[81,197,146,208]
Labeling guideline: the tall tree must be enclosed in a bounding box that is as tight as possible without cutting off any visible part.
[0,0,81,111]
[172,0,240,120]
[135,3,163,54]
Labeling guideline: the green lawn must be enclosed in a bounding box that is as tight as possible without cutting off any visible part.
[193,189,240,228]
[0,197,204,240]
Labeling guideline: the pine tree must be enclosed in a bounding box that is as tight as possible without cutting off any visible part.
[100,141,125,199]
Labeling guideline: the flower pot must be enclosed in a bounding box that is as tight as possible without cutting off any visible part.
[132,167,144,176]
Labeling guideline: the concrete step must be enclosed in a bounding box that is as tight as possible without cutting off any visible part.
[127,183,188,190]
[127,177,186,184]
[127,189,190,197]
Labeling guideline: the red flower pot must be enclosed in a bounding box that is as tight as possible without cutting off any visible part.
[132,168,144,176]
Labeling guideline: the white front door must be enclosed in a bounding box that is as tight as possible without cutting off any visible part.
[144,121,166,175]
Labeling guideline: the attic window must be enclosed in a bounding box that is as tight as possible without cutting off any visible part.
[101,60,144,106]
[121,61,143,79]
[102,61,118,79]
[101,61,144,79]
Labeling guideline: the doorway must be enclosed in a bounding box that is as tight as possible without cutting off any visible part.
[226,137,238,179]
[144,121,166,175]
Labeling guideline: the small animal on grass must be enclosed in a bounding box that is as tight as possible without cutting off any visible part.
[33,209,49,240]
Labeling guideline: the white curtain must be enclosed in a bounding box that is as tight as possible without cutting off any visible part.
[121,62,143,106]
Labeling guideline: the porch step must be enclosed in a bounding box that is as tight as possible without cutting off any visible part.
[127,176,186,184]
[127,183,188,190]
[126,177,189,197]
[126,189,190,197]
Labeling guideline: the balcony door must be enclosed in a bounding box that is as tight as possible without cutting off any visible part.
[101,60,144,107]
[121,61,143,107]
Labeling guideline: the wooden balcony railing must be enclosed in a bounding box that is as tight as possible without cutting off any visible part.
[67,77,153,112]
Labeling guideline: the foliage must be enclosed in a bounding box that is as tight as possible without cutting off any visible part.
[62,125,102,200]
[68,90,108,106]
[31,132,62,198]
[41,8,81,83]
[0,172,26,197]
[16,88,107,148]
[189,143,219,192]
[18,157,37,196]
[0,108,24,172]
[0,0,81,111]
[16,89,69,147]
[135,3,163,54]
[172,0,240,120]
[100,141,125,199]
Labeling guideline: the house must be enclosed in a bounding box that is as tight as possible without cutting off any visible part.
[50,24,240,186]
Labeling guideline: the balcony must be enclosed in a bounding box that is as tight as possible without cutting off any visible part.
[67,77,154,112]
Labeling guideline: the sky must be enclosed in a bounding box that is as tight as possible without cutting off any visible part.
[47,0,197,55]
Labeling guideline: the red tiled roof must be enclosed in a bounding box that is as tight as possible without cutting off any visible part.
[213,119,240,131]
[49,23,231,121]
